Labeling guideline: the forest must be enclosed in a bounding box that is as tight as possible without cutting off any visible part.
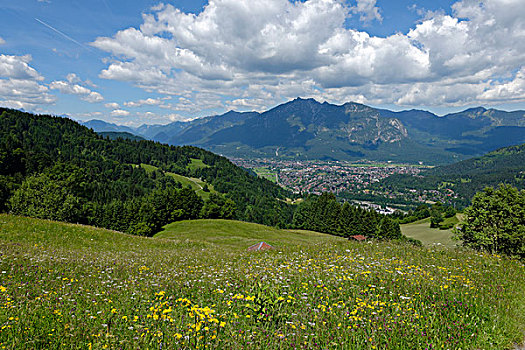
[0,108,401,239]
[292,193,411,242]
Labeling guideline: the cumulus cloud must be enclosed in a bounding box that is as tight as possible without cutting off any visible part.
[0,78,56,109]
[66,73,81,83]
[351,0,382,23]
[478,68,525,102]
[110,109,130,116]
[104,102,120,109]
[124,97,163,107]
[91,0,525,111]
[0,53,55,109]
[49,77,104,103]
[0,54,43,81]
[0,37,5,45]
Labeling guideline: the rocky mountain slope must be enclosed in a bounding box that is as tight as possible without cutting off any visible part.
[83,98,525,165]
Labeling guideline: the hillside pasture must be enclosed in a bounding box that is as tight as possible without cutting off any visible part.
[139,163,216,200]
[401,217,456,248]
[0,214,524,349]
[187,158,209,170]
[156,219,341,250]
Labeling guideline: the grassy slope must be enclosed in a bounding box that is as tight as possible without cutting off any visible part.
[401,215,460,248]
[0,213,187,254]
[140,163,216,200]
[156,219,341,249]
[187,158,209,170]
[1,214,524,349]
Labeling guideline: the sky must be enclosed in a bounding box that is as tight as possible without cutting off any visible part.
[0,0,524,126]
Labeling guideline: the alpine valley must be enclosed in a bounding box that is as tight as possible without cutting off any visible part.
[84,98,525,165]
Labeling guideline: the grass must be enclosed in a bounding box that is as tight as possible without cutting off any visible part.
[401,217,457,248]
[187,158,209,171]
[156,219,341,250]
[139,163,216,200]
[1,214,524,349]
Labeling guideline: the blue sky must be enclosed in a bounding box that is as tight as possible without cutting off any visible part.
[0,0,524,126]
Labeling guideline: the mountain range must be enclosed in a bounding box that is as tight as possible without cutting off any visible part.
[83,98,525,165]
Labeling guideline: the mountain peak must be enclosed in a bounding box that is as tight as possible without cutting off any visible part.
[291,97,321,104]
[464,107,487,113]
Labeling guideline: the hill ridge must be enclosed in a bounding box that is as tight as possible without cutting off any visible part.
[81,99,525,164]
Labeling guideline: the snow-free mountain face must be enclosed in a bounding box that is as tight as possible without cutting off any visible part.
[82,98,525,165]
[82,120,136,135]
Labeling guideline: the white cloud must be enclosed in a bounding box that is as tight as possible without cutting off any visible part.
[0,53,55,109]
[165,113,193,122]
[351,0,382,23]
[66,73,81,83]
[0,37,5,45]
[0,78,56,109]
[49,77,104,103]
[91,0,525,111]
[478,68,525,102]
[104,102,120,109]
[110,109,130,116]
[124,97,163,107]
[0,54,43,81]
[226,98,271,111]
[99,61,167,85]
[83,91,104,103]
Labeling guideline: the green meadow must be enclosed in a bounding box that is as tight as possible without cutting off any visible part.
[401,218,456,248]
[157,219,340,250]
[0,214,524,349]
[140,163,216,200]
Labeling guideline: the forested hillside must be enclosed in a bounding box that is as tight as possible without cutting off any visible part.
[292,193,406,241]
[0,108,407,240]
[376,143,525,206]
[0,108,293,234]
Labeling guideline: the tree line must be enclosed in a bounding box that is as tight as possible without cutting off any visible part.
[292,193,413,242]
[0,108,408,240]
